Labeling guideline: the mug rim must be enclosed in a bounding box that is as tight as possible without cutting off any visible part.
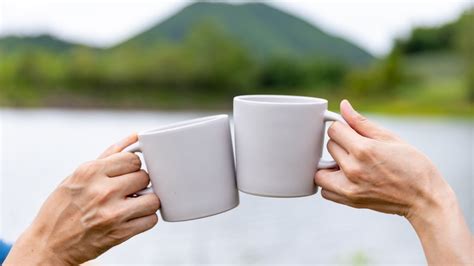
[234,95,328,105]
[139,114,227,136]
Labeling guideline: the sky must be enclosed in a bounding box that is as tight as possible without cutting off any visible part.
[0,0,472,56]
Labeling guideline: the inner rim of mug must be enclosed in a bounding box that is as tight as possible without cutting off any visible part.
[140,114,227,136]
[235,95,327,105]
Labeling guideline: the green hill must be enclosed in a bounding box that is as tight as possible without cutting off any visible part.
[117,2,374,65]
[0,2,374,65]
[0,34,79,53]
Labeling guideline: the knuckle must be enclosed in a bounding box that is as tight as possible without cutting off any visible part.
[89,184,119,204]
[90,185,103,197]
[102,185,120,200]
[327,124,336,137]
[352,144,365,158]
[344,163,362,179]
[326,140,333,150]
[138,170,150,184]
[314,170,329,182]
[320,189,330,200]
[353,140,375,159]
[128,153,142,169]
[148,195,161,212]
[84,209,117,229]
[147,214,159,228]
[99,209,120,225]
[341,185,367,204]
[108,229,128,243]
[327,122,340,138]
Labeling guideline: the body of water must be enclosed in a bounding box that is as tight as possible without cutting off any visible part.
[0,108,472,265]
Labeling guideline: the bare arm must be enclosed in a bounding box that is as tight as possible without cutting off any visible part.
[315,100,473,265]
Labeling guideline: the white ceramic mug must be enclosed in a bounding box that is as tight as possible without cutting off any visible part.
[125,115,239,222]
[233,95,346,197]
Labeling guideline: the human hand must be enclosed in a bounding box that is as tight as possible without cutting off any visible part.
[315,100,451,218]
[315,100,473,265]
[4,134,160,265]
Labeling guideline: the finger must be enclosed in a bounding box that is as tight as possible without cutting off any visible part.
[327,121,366,153]
[320,189,353,206]
[124,213,159,236]
[98,133,138,159]
[320,189,366,210]
[112,170,150,196]
[314,169,356,196]
[102,152,141,177]
[321,189,404,215]
[327,140,349,165]
[340,100,398,141]
[123,193,160,221]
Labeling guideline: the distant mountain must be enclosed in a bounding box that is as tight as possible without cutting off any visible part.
[117,2,374,64]
[0,34,85,53]
[0,2,374,65]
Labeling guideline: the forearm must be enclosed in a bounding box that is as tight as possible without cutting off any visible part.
[4,226,70,266]
[408,186,473,265]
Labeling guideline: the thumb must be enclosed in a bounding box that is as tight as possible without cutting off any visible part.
[340,99,395,141]
[98,133,138,159]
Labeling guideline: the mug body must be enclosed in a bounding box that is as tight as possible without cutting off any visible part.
[234,95,328,197]
[138,115,239,222]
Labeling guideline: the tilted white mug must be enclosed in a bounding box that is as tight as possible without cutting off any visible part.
[125,115,239,222]
[233,95,346,197]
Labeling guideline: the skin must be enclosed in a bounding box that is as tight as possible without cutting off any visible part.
[4,134,160,265]
[315,100,473,265]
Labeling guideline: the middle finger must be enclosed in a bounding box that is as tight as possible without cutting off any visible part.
[102,152,141,177]
[111,169,150,196]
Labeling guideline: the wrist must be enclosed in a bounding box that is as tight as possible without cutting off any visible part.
[406,177,473,265]
[4,225,72,266]
[406,181,458,234]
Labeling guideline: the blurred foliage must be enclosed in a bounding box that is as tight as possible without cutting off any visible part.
[0,7,472,116]
[344,48,406,96]
[0,21,348,103]
[395,8,473,104]
[454,8,474,102]
[351,251,370,266]
[395,22,457,54]
[120,2,374,65]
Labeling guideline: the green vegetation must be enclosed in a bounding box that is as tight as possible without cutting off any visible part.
[0,2,472,116]
[0,34,79,53]
[118,2,373,65]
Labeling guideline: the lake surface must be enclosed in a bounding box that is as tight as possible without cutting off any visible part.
[0,108,472,265]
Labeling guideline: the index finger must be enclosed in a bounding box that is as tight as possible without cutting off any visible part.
[98,133,138,159]
[327,121,366,154]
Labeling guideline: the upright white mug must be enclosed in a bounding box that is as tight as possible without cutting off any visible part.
[126,115,239,222]
[233,95,346,197]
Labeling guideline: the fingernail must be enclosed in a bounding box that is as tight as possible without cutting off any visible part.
[342,99,358,116]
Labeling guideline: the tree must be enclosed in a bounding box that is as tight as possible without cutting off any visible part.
[395,22,456,54]
[184,20,257,93]
[455,8,474,102]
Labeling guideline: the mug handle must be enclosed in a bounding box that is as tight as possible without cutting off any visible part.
[123,142,155,196]
[317,110,347,169]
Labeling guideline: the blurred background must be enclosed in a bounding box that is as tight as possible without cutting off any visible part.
[0,0,472,265]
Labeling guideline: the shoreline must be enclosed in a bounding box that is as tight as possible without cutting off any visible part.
[1,105,472,119]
